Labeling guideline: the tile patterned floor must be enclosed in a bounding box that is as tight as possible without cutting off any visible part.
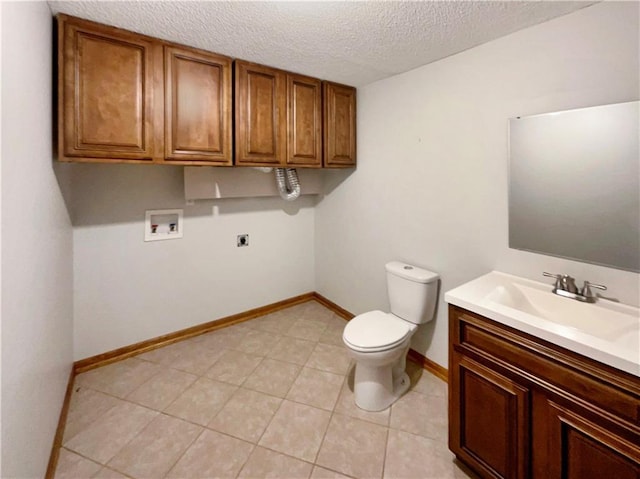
[55,300,474,479]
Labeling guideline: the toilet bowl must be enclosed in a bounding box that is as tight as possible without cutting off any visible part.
[343,262,439,411]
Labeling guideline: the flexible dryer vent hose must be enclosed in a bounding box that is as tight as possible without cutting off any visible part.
[275,168,301,201]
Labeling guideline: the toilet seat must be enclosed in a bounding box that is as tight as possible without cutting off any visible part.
[343,311,411,353]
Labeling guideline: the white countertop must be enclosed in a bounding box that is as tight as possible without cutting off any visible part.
[445,271,640,377]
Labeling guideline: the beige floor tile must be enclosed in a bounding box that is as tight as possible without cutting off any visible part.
[384,429,471,479]
[54,448,102,479]
[318,323,346,347]
[194,324,250,350]
[126,368,197,411]
[316,413,388,479]
[278,303,308,321]
[407,365,448,398]
[91,467,129,478]
[208,388,282,443]
[286,319,328,342]
[136,339,225,375]
[166,429,253,479]
[108,413,201,478]
[75,358,162,399]
[238,446,314,478]
[267,336,316,365]
[249,312,298,335]
[259,400,331,462]
[334,375,390,427]
[233,329,282,356]
[301,302,335,322]
[244,358,302,397]
[306,343,351,375]
[310,466,353,479]
[286,367,343,411]
[63,388,122,443]
[390,391,448,441]
[204,349,263,385]
[164,377,237,426]
[64,400,158,464]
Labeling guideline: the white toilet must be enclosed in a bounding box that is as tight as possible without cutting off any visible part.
[342,261,439,411]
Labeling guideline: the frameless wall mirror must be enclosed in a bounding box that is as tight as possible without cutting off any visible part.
[509,101,639,273]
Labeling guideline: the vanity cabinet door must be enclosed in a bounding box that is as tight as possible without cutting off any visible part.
[449,353,531,479]
[287,73,322,167]
[541,400,640,479]
[58,15,160,162]
[235,61,287,166]
[323,81,356,167]
[164,46,232,165]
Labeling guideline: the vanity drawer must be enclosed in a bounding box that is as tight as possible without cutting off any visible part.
[450,306,640,429]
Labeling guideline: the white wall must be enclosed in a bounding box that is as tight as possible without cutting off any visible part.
[71,164,316,360]
[315,2,640,369]
[1,2,74,477]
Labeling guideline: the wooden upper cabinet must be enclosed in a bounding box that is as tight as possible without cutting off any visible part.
[58,15,160,162]
[235,61,286,166]
[164,46,232,165]
[323,81,356,167]
[287,74,322,167]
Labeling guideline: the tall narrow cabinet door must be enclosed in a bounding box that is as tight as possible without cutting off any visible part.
[287,74,322,167]
[164,46,232,165]
[59,16,159,161]
[323,81,356,167]
[450,354,530,479]
[235,61,286,166]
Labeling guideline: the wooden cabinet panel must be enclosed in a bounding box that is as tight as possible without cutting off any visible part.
[450,354,530,479]
[323,81,356,167]
[59,16,158,161]
[164,46,232,164]
[546,401,639,479]
[449,305,640,479]
[287,74,322,167]
[235,61,286,166]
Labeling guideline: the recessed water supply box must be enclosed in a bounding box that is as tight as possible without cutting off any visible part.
[144,209,183,242]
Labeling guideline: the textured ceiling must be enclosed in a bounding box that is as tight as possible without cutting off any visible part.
[48,1,596,87]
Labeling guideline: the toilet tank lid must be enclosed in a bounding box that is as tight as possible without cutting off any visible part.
[385,261,439,283]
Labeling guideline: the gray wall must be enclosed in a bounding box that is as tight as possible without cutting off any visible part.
[315,2,640,369]
[70,164,316,359]
[1,2,74,477]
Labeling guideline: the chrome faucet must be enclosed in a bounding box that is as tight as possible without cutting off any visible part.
[543,273,606,303]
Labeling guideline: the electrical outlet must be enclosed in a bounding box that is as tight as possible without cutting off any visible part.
[237,234,249,247]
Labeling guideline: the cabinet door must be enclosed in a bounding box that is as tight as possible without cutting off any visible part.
[450,354,530,479]
[235,61,286,166]
[164,46,232,165]
[544,401,640,479]
[287,74,322,167]
[323,81,356,167]
[59,16,159,162]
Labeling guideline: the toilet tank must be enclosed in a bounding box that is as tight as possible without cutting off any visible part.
[385,261,439,325]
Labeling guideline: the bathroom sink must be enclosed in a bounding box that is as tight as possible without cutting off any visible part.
[445,271,640,376]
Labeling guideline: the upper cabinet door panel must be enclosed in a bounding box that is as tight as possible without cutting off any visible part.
[60,18,156,160]
[235,61,286,166]
[323,81,356,167]
[287,74,322,167]
[164,46,232,164]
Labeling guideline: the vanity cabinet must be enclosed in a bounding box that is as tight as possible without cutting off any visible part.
[234,61,323,168]
[449,305,640,479]
[58,14,233,165]
[323,81,357,167]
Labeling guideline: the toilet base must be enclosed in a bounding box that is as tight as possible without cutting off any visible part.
[353,352,412,412]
